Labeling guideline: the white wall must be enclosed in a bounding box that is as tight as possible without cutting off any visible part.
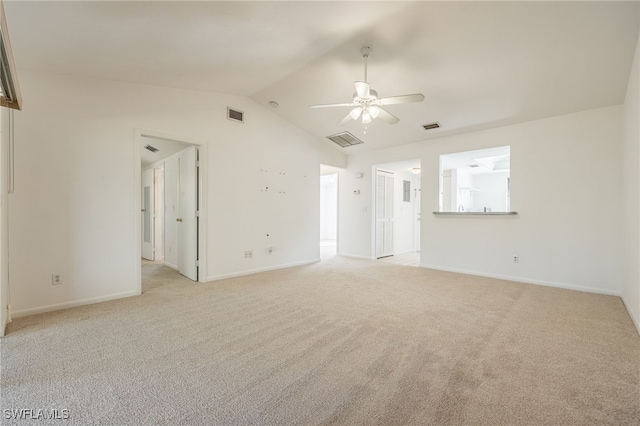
[622,33,640,334]
[340,106,624,295]
[0,108,10,335]
[9,71,345,317]
[320,174,337,241]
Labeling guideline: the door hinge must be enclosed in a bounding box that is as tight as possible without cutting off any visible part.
[195,260,199,267]
[195,160,200,167]
[195,210,200,217]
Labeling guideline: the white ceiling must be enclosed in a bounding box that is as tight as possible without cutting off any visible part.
[140,135,192,168]
[5,1,639,155]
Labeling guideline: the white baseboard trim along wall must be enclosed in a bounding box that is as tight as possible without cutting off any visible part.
[419,263,622,297]
[207,259,320,282]
[11,290,141,319]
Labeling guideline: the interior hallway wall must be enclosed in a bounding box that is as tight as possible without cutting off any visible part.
[0,108,11,335]
[9,71,345,317]
[320,174,337,241]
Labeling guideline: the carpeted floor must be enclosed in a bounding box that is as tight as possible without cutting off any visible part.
[1,256,638,425]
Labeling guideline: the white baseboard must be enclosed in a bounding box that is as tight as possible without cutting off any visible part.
[394,250,417,256]
[419,263,622,297]
[11,290,141,319]
[164,262,178,270]
[338,253,373,260]
[621,295,640,336]
[207,258,320,282]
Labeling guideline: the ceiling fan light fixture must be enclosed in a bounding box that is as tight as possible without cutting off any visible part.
[350,107,363,120]
[310,46,425,127]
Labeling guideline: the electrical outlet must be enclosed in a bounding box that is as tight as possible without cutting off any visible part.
[52,274,63,285]
[512,255,519,263]
[244,251,253,259]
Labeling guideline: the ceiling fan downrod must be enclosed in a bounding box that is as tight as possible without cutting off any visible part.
[361,46,371,83]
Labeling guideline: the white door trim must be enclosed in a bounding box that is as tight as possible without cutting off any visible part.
[133,129,208,294]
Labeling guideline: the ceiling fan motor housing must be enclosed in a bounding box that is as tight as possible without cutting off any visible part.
[353,89,378,102]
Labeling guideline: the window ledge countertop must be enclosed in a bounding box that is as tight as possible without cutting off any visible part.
[432,211,518,216]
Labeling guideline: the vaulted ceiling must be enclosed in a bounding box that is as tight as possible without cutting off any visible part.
[5,1,639,155]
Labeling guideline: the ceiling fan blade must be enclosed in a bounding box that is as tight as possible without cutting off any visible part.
[354,81,370,98]
[379,93,425,105]
[310,102,356,109]
[377,107,400,124]
[337,112,355,126]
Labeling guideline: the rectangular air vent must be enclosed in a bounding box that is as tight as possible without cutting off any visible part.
[327,131,364,148]
[144,144,159,153]
[227,107,244,123]
[422,122,441,130]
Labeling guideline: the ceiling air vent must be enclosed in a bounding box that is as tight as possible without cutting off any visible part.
[327,131,364,148]
[144,144,159,153]
[422,122,441,130]
[227,107,244,123]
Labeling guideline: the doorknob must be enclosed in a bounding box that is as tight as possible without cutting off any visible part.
[141,209,147,212]
[176,218,183,222]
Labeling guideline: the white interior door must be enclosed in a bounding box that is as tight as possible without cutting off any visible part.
[376,170,394,258]
[153,167,165,262]
[164,157,179,269]
[177,146,198,281]
[141,168,154,260]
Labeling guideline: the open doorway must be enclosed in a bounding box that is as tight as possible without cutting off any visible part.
[138,132,205,293]
[373,159,421,266]
[320,165,339,259]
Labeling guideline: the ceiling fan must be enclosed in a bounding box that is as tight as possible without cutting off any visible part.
[310,46,425,126]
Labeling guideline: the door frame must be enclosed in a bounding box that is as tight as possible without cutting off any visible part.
[133,129,208,294]
[319,165,340,256]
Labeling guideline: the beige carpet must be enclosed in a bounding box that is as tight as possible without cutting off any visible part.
[1,256,638,425]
